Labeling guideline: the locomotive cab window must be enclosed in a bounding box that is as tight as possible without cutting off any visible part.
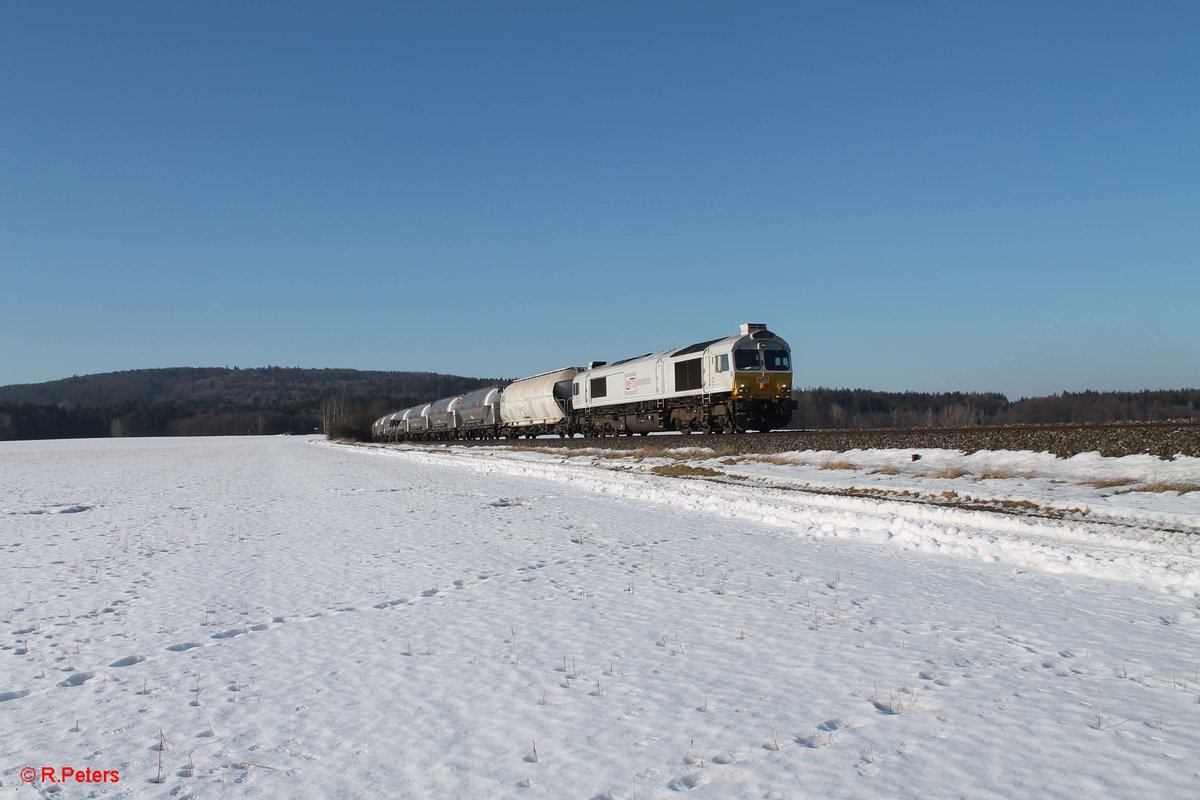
[573,383,579,396]
[590,377,607,398]
[714,354,729,373]
[764,349,791,371]
[734,350,762,370]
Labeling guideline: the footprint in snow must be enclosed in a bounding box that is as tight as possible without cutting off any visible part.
[668,773,707,791]
[212,627,250,639]
[0,689,32,702]
[490,498,526,508]
[110,655,146,667]
[59,671,96,687]
[167,642,203,652]
[919,671,953,686]
[796,732,833,748]
[872,699,903,716]
[1069,662,1108,678]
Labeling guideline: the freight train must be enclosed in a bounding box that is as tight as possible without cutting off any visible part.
[371,323,796,441]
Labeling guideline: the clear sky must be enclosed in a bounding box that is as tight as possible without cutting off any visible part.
[2,1,1196,399]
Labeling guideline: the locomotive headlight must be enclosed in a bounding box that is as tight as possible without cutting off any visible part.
[735,384,748,398]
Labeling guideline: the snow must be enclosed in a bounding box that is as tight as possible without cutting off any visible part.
[2,435,1199,798]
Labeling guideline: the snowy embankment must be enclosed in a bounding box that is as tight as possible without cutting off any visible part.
[2,436,1198,799]
[371,443,1200,594]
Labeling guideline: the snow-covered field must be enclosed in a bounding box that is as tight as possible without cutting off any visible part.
[2,435,1199,799]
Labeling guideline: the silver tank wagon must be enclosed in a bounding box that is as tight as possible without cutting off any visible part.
[404,404,431,437]
[500,367,580,438]
[425,395,463,439]
[457,386,502,438]
[371,413,388,441]
[372,409,406,442]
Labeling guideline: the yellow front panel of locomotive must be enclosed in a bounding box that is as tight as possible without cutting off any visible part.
[732,371,793,400]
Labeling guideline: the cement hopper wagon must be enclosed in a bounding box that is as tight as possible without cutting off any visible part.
[500,367,580,438]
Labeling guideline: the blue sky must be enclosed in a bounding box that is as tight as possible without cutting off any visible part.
[2,1,1196,399]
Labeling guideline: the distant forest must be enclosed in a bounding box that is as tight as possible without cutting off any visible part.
[0,367,498,440]
[0,367,1196,441]
[791,388,1200,430]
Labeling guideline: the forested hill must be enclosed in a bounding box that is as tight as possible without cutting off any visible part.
[1,368,1196,441]
[0,367,500,440]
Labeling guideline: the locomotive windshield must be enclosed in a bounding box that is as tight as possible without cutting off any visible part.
[734,350,762,370]
[764,349,791,371]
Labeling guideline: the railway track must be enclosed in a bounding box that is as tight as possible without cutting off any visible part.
[439,419,1200,459]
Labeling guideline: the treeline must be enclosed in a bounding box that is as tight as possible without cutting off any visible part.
[0,402,321,439]
[791,389,1200,429]
[0,367,497,411]
[0,367,499,441]
[2,368,1196,441]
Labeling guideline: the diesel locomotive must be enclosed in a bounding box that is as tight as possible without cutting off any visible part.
[371,323,796,441]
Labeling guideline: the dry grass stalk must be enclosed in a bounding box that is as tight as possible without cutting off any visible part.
[993,498,1039,510]
[1081,477,1137,489]
[663,444,739,459]
[748,454,802,466]
[819,459,858,471]
[930,467,970,479]
[976,468,1036,480]
[650,464,722,478]
[1116,481,1200,495]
